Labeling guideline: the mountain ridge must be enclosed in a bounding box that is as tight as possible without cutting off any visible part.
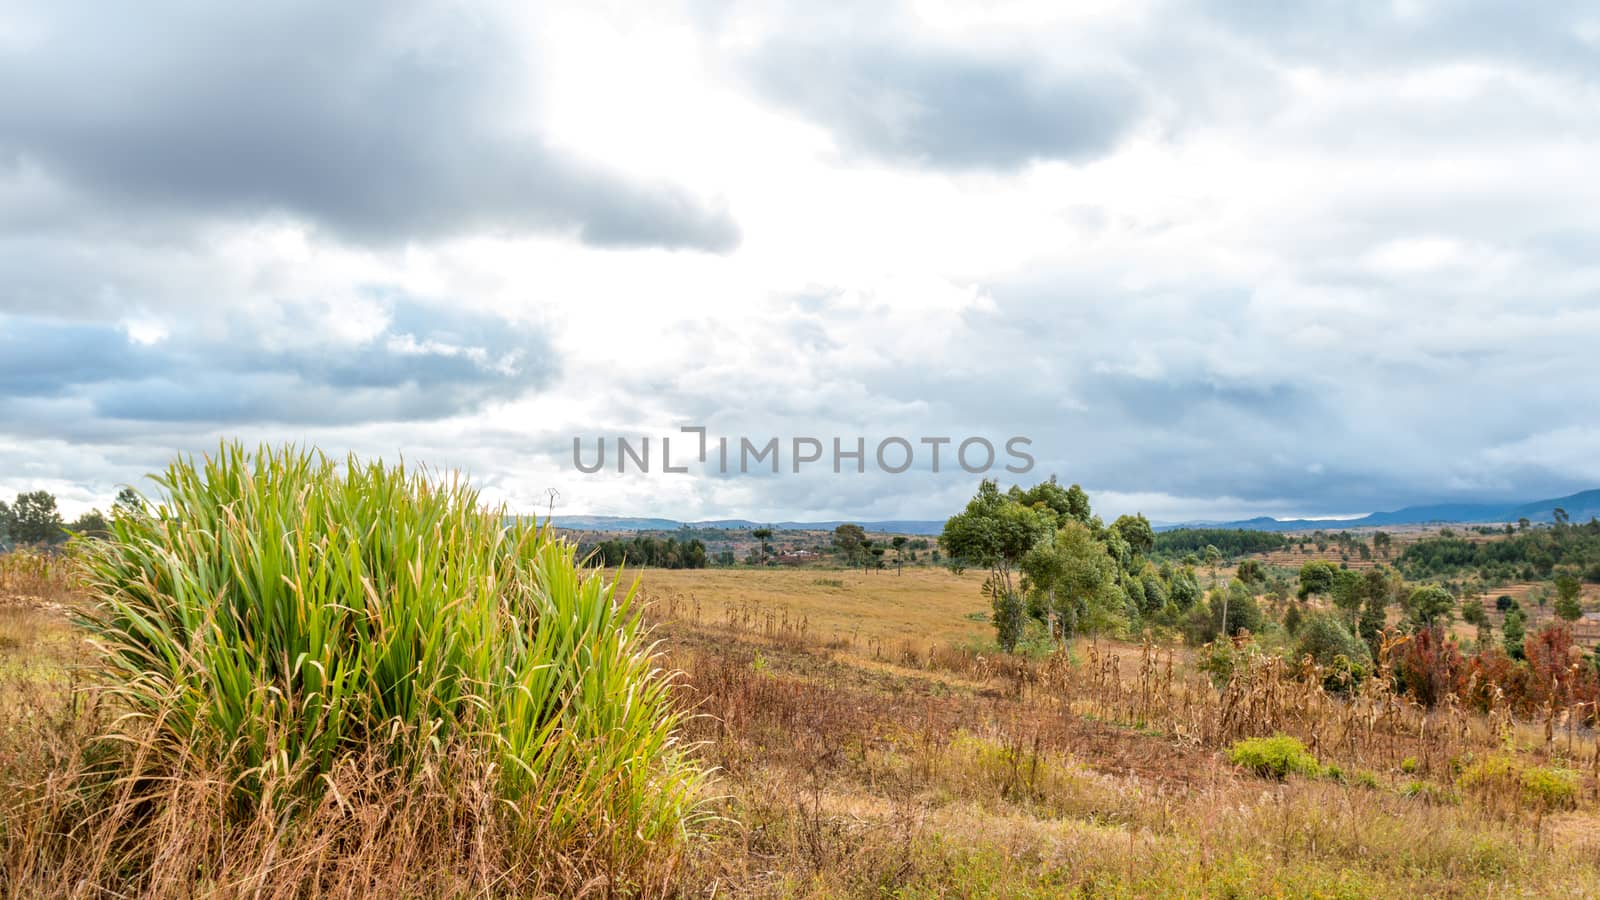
[542,488,1600,535]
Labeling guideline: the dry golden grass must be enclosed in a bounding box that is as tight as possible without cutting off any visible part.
[8,560,1600,896]
[627,566,993,653]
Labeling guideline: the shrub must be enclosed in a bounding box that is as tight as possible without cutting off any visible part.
[76,444,705,883]
[1457,754,1578,813]
[1294,613,1371,691]
[1521,765,1580,810]
[1197,637,1254,687]
[1227,735,1321,779]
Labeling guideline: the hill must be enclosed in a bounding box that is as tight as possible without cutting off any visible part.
[1157,488,1600,533]
[546,515,946,535]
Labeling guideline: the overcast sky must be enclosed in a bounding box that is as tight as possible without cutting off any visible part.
[4,0,1600,523]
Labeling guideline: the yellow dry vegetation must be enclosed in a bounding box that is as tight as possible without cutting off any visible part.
[626,565,994,650]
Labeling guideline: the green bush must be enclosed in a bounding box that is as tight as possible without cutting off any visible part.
[1458,755,1579,811]
[77,444,704,870]
[1294,613,1371,691]
[1521,765,1580,810]
[1227,735,1322,779]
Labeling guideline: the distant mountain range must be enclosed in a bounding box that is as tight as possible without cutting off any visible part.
[546,488,1600,536]
[1153,488,1600,533]
[545,516,948,535]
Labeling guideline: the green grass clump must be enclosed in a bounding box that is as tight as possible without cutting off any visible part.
[1227,735,1321,779]
[1520,765,1580,810]
[1458,754,1579,812]
[76,443,704,874]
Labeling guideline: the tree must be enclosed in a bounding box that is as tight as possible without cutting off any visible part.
[10,490,65,546]
[751,527,774,564]
[113,486,146,518]
[832,523,865,566]
[1406,584,1456,630]
[941,480,1051,651]
[1502,606,1528,660]
[1330,568,1365,629]
[1168,568,1202,610]
[69,508,112,539]
[1235,559,1265,586]
[0,498,12,549]
[1214,580,1263,638]
[1297,561,1337,601]
[891,535,908,574]
[1284,602,1305,635]
[1554,572,1584,622]
[1554,506,1571,527]
[1465,595,1491,643]
[1203,544,1222,587]
[1014,477,1090,526]
[1371,531,1392,559]
[1022,519,1120,639]
[1295,613,1372,680]
[1111,514,1155,558]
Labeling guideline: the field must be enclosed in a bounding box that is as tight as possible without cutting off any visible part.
[624,566,993,653]
[644,566,1600,895]
[6,549,1600,896]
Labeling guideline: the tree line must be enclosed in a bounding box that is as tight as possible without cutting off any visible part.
[580,534,710,569]
[937,480,1598,692]
[1398,516,1600,584]
[1153,528,1289,559]
[0,487,142,550]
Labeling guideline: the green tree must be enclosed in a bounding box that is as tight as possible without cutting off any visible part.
[1330,568,1365,629]
[1284,602,1305,636]
[1554,572,1584,622]
[891,535,908,574]
[1168,567,1202,610]
[0,498,12,549]
[941,480,1051,651]
[1140,571,1169,617]
[1462,597,1491,646]
[1014,477,1090,526]
[1022,519,1120,639]
[832,523,865,565]
[69,508,112,539]
[1295,613,1371,673]
[1372,531,1392,559]
[1235,558,1265,586]
[10,490,65,546]
[1203,544,1222,587]
[1296,560,1338,600]
[1111,514,1155,558]
[1214,580,1263,638]
[1406,584,1456,630]
[751,527,774,564]
[1503,606,1527,660]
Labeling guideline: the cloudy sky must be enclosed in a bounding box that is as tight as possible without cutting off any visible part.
[4,0,1600,524]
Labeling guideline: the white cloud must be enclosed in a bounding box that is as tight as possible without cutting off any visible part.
[4,0,1600,521]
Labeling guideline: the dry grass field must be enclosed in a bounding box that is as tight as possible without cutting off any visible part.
[626,566,993,653]
[6,552,1600,896]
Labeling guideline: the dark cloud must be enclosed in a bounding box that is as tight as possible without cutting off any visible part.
[744,41,1142,170]
[0,298,556,426]
[0,1,739,252]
